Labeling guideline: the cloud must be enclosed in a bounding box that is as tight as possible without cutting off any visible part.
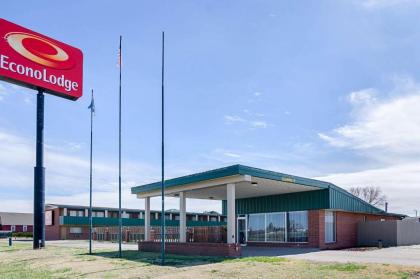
[223,152,241,158]
[224,115,245,124]
[254,92,262,97]
[0,128,222,213]
[319,78,420,158]
[317,77,420,216]
[316,162,420,216]
[250,121,267,128]
[0,84,7,101]
[357,0,420,9]
[224,112,269,129]
[347,88,377,105]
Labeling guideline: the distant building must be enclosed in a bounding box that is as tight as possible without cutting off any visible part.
[45,204,225,241]
[0,212,33,233]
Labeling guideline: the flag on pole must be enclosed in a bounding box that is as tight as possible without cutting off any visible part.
[88,89,94,255]
[88,91,95,114]
[117,47,122,68]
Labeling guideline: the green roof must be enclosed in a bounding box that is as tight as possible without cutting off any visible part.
[131,164,405,218]
[131,164,331,194]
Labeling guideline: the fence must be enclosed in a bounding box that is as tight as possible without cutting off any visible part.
[0,231,11,239]
[92,225,226,243]
[358,219,420,247]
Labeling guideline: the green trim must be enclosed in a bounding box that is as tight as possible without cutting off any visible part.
[60,216,226,227]
[131,164,330,195]
[230,190,329,215]
[131,164,404,217]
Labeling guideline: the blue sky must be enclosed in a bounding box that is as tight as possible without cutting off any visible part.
[1,0,420,215]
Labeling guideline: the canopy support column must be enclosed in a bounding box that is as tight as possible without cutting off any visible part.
[179,192,186,242]
[144,197,150,241]
[227,183,236,244]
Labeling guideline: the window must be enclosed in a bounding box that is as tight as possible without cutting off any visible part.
[69,227,82,234]
[11,225,16,232]
[210,216,218,222]
[287,211,308,242]
[93,211,105,218]
[266,212,286,242]
[23,225,27,232]
[69,210,84,217]
[248,214,265,241]
[325,211,336,243]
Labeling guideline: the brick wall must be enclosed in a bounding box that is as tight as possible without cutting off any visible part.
[1,224,33,233]
[320,211,399,249]
[45,208,61,240]
[138,241,241,257]
[65,227,90,240]
[248,210,399,250]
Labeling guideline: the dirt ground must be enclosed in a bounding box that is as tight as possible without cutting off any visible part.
[1,240,420,279]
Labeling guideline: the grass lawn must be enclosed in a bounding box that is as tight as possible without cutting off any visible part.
[1,240,419,278]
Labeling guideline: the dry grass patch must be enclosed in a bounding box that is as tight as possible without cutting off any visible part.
[1,240,420,278]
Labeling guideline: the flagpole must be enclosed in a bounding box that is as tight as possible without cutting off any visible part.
[160,31,165,266]
[89,89,94,255]
[118,35,123,258]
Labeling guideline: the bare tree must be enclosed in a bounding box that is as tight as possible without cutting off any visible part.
[349,186,387,207]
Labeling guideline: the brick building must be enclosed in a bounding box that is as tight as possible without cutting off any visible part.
[131,165,404,255]
[45,204,226,241]
[0,212,33,233]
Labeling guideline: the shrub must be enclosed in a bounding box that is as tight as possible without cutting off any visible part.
[12,232,33,238]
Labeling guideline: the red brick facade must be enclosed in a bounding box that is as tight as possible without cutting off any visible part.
[45,208,61,240]
[247,209,399,249]
[1,224,33,233]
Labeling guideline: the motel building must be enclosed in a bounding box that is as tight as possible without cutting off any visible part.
[131,165,404,256]
[0,212,33,233]
[45,204,226,242]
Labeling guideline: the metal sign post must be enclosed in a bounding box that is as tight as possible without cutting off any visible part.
[33,88,45,249]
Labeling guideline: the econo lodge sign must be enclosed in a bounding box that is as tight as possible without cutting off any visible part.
[0,18,83,100]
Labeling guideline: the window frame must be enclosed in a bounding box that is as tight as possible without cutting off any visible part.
[246,211,308,243]
[324,210,336,244]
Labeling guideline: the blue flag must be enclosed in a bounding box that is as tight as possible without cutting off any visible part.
[88,91,95,114]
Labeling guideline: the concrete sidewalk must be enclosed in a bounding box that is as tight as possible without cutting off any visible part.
[286,245,420,267]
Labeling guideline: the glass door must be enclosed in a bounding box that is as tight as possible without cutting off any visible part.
[237,216,247,245]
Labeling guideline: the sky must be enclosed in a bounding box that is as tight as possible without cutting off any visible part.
[1,0,419,216]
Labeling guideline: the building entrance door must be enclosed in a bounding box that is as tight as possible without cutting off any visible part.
[237,216,247,245]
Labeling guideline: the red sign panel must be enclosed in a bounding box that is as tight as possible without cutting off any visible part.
[0,18,83,100]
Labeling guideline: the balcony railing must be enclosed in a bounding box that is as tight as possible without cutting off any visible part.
[60,216,226,227]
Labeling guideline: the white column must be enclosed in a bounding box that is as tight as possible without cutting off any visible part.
[195,214,199,221]
[104,210,108,218]
[63,208,67,216]
[179,192,187,242]
[139,212,143,219]
[218,215,221,222]
[227,183,236,244]
[144,197,151,241]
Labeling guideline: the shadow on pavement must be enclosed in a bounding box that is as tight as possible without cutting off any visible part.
[241,246,320,257]
[88,250,226,267]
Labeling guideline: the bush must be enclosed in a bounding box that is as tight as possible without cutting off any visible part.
[12,232,33,238]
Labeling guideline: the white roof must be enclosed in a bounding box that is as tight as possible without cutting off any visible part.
[0,212,33,225]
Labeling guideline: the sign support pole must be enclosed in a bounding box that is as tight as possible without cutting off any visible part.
[33,88,45,249]
[160,31,165,266]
